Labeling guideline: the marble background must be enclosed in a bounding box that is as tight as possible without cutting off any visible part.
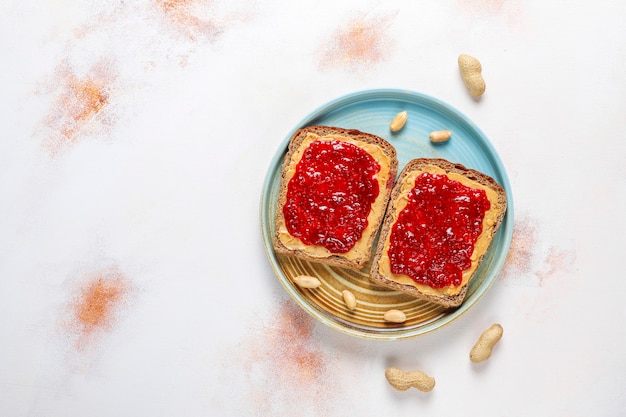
[1,0,624,416]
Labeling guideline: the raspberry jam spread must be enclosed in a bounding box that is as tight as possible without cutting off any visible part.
[283,139,381,254]
[388,172,490,288]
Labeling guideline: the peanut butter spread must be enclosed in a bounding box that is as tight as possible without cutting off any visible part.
[377,164,502,297]
[278,132,393,261]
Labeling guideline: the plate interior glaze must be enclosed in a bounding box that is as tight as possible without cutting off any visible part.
[260,89,514,340]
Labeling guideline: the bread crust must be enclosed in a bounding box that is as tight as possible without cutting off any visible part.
[369,158,507,308]
[273,126,398,270]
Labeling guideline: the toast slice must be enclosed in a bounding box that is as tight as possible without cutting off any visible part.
[370,158,507,307]
[274,126,398,270]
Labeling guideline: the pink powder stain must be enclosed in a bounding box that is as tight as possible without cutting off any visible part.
[499,215,578,324]
[499,215,540,284]
[318,14,394,72]
[516,246,577,324]
[537,246,576,287]
[39,60,117,157]
[241,300,338,416]
[499,215,577,287]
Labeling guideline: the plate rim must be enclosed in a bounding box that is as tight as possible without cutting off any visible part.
[260,88,514,341]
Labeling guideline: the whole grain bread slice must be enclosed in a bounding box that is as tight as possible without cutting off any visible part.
[370,158,507,308]
[274,126,398,270]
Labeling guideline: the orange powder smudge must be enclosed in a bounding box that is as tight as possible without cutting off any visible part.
[66,266,131,349]
[457,0,505,14]
[273,300,324,382]
[455,0,526,26]
[157,0,222,41]
[240,300,337,415]
[41,61,116,157]
[319,15,394,72]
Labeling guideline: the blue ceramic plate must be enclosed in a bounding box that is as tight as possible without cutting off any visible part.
[260,89,513,340]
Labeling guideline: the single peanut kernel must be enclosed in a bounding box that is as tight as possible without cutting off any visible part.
[384,309,407,323]
[470,323,503,363]
[389,111,408,132]
[385,367,436,392]
[293,275,321,289]
[342,290,357,310]
[429,130,452,143]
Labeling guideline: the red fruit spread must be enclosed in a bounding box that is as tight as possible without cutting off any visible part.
[283,139,381,254]
[388,172,490,288]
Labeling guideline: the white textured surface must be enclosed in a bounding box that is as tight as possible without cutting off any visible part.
[1,1,625,416]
